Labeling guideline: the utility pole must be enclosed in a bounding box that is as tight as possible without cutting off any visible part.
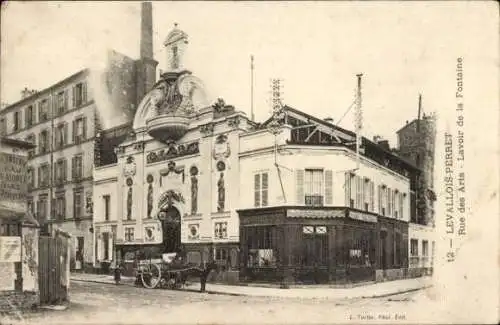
[250,55,255,122]
[355,74,363,171]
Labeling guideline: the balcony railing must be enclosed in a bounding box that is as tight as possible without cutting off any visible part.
[305,195,323,207]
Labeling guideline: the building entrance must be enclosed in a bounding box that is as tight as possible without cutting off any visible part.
[159,206,181,253]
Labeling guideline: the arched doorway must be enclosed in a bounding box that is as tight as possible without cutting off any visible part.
[158,206,181,253]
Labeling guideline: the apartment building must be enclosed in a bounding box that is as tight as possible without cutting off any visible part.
[0,2,158,269]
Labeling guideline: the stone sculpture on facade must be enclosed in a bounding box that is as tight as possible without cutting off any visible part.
[127,186,133,219]
[147,184,153,218]
[190,166,199,215]
[217,172,225,212]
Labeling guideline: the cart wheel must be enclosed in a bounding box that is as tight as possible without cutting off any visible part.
[141,263,161,289]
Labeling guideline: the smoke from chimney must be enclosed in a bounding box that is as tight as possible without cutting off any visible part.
[140,2,153,60]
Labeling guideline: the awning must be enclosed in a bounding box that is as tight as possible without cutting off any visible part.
[347,210,378,223]
[0,208,39,227]
[287,209,346,219]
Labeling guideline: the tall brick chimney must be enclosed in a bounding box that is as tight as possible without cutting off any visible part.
[136,2,158,107]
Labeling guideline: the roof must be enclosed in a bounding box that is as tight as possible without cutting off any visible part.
[269,105,420,172]
[0,69,89,114]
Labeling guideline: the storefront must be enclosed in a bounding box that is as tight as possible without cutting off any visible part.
[0,136,40,311]
[238,206,408,285]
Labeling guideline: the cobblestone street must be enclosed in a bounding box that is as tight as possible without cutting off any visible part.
[1,280,447,325]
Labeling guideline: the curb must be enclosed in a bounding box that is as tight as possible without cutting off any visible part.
[71,278,244,297]
[71,278,431,300]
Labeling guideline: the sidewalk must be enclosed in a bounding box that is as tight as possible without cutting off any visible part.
[71,272,433,300]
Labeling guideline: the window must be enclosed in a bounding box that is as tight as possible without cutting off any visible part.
[13,111,21,131]
[27,198,34,215]
[346,172,355,208]
[124,227,134,242]
[55,159,67,185]
[27,167,34,189]
[103,195,111,221]
[73,82,87,108]
[102,233,110,260]
[25,134,35,158]
[0,118,6,136]
[410,239,418,256]
[422,240,429,257]
[388,188,393,217]
[55,123,67,149]
[72,154,83,180]
[393,231,402,266]
[73,117,86,143]
[37,197,48,222]
[245,226,277,268]
[38,164,50,187]
[379,185,387,216]
[410,238,419,267]
[55,194,66,221]
[305,169,323,206]
[401,193,406,219]
[38,99,50,122]
[25,105,34,127]
[214,222,228,239]
[56,91,67,115]
[301,225,329,267]
[73,191,83,219]
[215,248,228,262]
[363,178,371,211]
[394,190,399,218]
[39,130,49,154]
[254,172,268,207]
[76,237,85,261]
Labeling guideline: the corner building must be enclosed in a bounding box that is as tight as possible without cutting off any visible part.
[93,24,419,284]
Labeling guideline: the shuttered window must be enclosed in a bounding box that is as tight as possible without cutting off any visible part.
[72,155,83,180]
[370,181,375,212]
[345,172,351,207]
[296,169,304,204]
[304,169,323,206]
[73,117,87,144]
[324,170,333,205]
[73,82,87,108]
[262,173,268,206]
[355,176,363,209]
[388,188,393,217]
[254,174,260,207]
[254,172,269,207]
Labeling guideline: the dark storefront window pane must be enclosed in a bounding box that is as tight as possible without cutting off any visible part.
[245,226,277,268]
[301,226,328,267]
[348,229,374,267]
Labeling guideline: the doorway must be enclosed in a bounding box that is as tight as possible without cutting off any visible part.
[379,230,388,270]
[159,206,181,253]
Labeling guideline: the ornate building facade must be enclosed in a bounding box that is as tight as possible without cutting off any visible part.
[93,23,424,284]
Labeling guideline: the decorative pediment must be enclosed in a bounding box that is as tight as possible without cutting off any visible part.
[227,116,240,128]
[200,123,214,136]
[146,141,199,164]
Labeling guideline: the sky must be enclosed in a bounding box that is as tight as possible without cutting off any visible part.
[0,1,497,146]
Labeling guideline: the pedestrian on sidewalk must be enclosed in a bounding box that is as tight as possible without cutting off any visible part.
[113,259,124,285]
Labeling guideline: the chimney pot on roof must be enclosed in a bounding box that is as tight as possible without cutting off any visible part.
[324,117,334,123]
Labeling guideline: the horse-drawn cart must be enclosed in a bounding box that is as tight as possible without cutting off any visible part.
[135,253,216,291]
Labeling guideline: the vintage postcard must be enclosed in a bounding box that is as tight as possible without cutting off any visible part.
[0,1,498,324]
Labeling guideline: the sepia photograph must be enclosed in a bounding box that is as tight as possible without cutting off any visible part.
[0,1,498,324]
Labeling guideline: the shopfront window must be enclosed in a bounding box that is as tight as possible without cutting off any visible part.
[348,229,375,267]
[301,225,328,267]
[245,226,277,268]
